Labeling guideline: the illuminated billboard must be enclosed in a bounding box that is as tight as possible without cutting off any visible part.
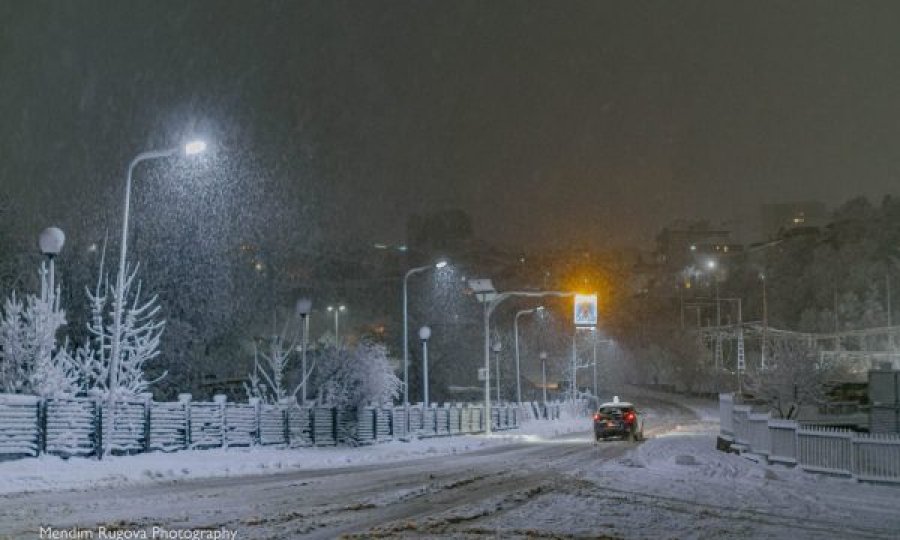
[573,294,598,327]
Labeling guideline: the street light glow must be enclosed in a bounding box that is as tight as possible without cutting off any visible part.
[184,140,207,155]
[706,259,717,270]
[435,259,448,269]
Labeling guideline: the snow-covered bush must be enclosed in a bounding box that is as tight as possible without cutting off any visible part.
[0,263,79,396]
[313,340,400,409]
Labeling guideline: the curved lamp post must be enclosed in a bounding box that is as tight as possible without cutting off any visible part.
[468,278,573,435]
[492,338,502,403]
[109,141,207,403]
[419,325,431,405]
[402,258,448,404]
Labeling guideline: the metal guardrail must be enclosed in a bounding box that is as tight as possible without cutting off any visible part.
[719,393,900,484]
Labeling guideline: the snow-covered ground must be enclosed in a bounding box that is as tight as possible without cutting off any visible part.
[482,394,900,539]
[0,414,588,496]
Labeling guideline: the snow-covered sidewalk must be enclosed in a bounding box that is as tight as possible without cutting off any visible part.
[0,415,589,496]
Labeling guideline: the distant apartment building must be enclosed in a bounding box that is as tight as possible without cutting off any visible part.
[655,220,741,271]
[761,201,828,239]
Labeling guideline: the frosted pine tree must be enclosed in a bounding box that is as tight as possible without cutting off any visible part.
[0,263,79,396]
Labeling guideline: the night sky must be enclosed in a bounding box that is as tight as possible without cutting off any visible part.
[3,1,900,249]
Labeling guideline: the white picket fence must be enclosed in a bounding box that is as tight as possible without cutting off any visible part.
[719,393,900,484]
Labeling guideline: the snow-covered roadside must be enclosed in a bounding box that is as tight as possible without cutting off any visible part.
[577,418,900,537]
[0,415,588,496]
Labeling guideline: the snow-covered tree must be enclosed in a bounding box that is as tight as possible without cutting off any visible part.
[313,340,400,409]
[0,263,79,396]
[71,243,165,398]
[243,311,313,403]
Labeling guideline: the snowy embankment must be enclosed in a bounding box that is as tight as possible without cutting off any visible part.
[0,413,590,496]
[493,393,900,539]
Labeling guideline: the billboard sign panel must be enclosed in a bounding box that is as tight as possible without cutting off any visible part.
[573,294,598,327]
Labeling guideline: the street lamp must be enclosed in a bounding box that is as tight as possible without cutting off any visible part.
[296,297,312,403]
[402,258,449,404]
[419,325,431,405]
[514,306,544,405]
[492,337,502,403]
[539,351,548,406]
[38,227,65,297]
[468,278,573,435]
[109,140,207,403]
[326,305,347,342]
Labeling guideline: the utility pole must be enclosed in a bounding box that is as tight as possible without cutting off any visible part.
[761,274,768,370]
[888,273,894,352]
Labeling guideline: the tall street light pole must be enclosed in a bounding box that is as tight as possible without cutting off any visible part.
[402,259,448,405]
[540,351,548,406]
[514,306,544,405]
[296,298,312,404]
[492,338,502,403]
[469,279,572,436]
[110,141,206,404]
[419,326,431,405]
[327,305,346,342]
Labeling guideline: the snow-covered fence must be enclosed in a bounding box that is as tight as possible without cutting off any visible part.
[0,394,41,458]
[259,403,288,445]
[746,413,770,459]
[797,426,854,476]
[731,405,752,450]
[189,398,225,449]
[853,433,900,482]
[45,396,98,457]
[101,397,149,454]
[719,393,900,484]
[0,397,526,462]
[312,407,336,446]
[287,405,313,446]
[767,419,798,465]
[421,406,437,437]
[435,405,450,436]
[375,406,392,441]
[149,397,189,452]
[719,392,734,440]
[224,400,257,447]
[392,406,409,439]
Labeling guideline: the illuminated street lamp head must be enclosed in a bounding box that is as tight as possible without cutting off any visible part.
[38,227,65,257]
[327,305,334,312]
[536,306,545,312]
[184,140,207,156]
[706,259,717,270]
[339,305,347,312]
[435,259,449,269]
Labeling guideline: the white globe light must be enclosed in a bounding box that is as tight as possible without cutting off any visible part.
[38,227,65,256]
[419,325,431,341]
[295,298,312,316]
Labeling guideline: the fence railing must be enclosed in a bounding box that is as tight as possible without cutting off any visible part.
[0,393,564,461]
[719,392,900,484]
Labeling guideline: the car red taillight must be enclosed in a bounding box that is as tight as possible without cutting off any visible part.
[593,414,600,421]
[624,412,635,423]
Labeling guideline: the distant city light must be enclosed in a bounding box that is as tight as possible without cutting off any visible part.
[435,260,448,269]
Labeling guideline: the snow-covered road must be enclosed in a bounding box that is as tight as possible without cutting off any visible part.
[2,392,899,539]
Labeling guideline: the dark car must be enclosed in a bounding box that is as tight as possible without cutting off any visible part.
[593,397,644,442]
